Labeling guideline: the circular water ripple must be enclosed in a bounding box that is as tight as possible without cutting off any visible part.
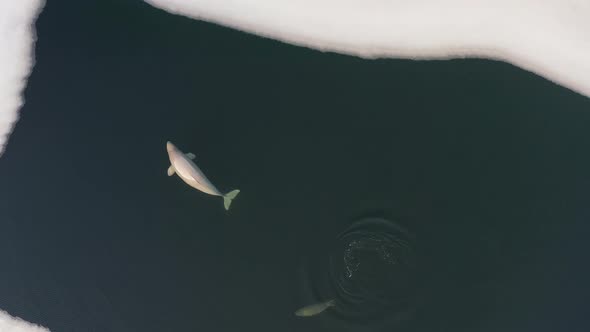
[301,217,421,330]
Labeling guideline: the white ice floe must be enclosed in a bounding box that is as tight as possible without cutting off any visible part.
[0,0,45,157]
[144,0,590,98]
[0,310,50,332]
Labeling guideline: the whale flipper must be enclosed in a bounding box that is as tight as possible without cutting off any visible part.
[167,165,175,176]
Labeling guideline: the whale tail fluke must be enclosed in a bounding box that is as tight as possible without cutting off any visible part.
[223,189,240,210]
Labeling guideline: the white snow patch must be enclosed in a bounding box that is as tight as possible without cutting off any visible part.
[144,0,590,98]
[0,310,50,332]
[0,0,45,157]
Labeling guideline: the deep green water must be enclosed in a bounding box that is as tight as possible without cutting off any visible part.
[0,0,589,331]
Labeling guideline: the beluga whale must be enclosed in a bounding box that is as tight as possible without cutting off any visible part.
[295,299,336,317]
[166,141,240,210]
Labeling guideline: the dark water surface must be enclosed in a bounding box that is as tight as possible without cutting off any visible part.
[0,0,589,331]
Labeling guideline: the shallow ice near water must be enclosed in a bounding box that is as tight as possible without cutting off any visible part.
[0,310,50,332]
[145,0,590,98]
[0,0,44,157]
[2,1,590,156]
